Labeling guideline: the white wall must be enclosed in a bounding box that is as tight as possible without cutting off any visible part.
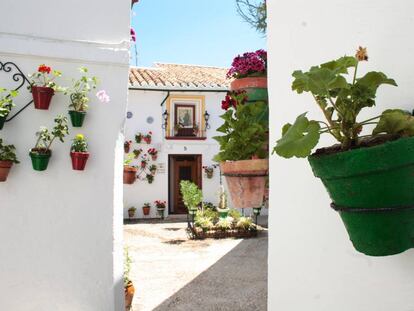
[0,1,130,310]
[268,1,414,310]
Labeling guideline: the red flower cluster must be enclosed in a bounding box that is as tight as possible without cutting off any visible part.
[38,64,51,74]
[226,50,267,79]
[221,90,248,110]
[154,200,166,209]
[147,148,158,156]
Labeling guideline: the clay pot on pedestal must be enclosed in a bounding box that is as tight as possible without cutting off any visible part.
[32,86,54,110]
[220,158,268,209]
[70,151,90,171]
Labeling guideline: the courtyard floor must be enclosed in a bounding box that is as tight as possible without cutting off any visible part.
[124,216,268,311]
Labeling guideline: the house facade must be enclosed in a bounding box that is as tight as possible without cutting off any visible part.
[124,63,267,218]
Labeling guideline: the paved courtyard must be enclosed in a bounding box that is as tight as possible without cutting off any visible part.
[124,217,268,311]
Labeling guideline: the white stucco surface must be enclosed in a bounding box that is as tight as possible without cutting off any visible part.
[268,0,414,310]
[0,1,130,310]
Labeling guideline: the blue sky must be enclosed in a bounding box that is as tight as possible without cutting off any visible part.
[130,0,266,68]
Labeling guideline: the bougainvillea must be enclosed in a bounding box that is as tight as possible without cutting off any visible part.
[226,50,267,79]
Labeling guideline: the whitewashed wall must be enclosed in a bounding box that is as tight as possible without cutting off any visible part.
[0,1,130,310]
[268,0,414,310]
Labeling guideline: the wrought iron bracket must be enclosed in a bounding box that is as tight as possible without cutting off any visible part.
[0,61,33,122]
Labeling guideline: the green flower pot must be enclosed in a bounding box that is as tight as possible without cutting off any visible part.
[0,115,6,130]
[69,110,86,127]
[245,88,268,103]
[308,137,414,256]
[218,208,230,219]
[29,151,51,171]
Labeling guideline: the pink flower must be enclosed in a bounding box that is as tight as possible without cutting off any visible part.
[96,90,110,103]
[130,27,136,42]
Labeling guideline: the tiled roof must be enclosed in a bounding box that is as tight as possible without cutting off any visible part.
[129,63,230,90]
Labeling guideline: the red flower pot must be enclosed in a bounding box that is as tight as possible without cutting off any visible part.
[0,160,13,182]
[70,152,90,171]
[151,155,158,161]
[32,86,54,110]
[142,206,151,216]
[143,137,152,144]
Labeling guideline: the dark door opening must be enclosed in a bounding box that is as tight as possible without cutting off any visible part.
[169,155,202,214]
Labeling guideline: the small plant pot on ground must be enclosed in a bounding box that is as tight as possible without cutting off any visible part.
[230,77,268,102]
[68,110,86,127]
[123,166,137,184]
[124,281,135,311]
[142,206,150,216]
[70,151,89,171]
[220,158,268,209]
[157,208,165,219]
[32,86,54,110]
[0,160,13,182]
[29,150,51,171]
[308,136,414,256]
[128,209,136,218]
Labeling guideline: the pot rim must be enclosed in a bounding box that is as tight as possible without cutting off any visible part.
[0,160,13,168]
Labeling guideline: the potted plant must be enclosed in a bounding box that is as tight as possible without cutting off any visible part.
[146,174,154,184]
[70,134,89,171]
[29,115,69,171]
[217,186,230,218]
[0,88,18,130]
[132,148,142,159]
[143,131,152,144]
[273,47,414,256]
[155,200,166,219]
[213,92,268,209]
[124,140,132,153]
[124,247,135,311]
[135,132,142,144]
[147,148,158,161]
[202,165,215,179]
[64,67,99,127]
[149,164,157,175]
[28,64,63,110]
[128,206,136,218]
[0,138,19,182]
[124,154,137,185]
[180,180,203,217]
[140,156,148,169]
[226,50,267,102]
[142,202,151,216]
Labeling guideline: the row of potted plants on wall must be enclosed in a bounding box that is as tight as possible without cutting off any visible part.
[128,200,166,218]
[0,65,109,130]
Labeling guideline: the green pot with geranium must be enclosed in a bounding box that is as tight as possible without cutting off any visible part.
[29,64,63,110]
[0,138,19,182]
[0,88,18,129]
[214,91,269,209]
[70,134,90,171]
[65,67,99,127]
[273,47,414,256]
[29,115,69,171]
[227,50,267,102]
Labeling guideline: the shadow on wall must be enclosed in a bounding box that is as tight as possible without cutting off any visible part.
[152,233,268,311]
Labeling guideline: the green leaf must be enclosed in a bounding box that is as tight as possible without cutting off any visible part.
[320,56,357,74]
[356,71,397,90]
[373,109,414,136]
[273,113,321,158]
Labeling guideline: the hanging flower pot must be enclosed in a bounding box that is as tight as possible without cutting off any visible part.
[70,152,90,171]
[308,137,414,256]
[123,166,137,184]
[29,150,52,171]
[142,203,151,216]
[141,160,147,169]
[124,281,135,310]
[68,110,86,127]
[0,160,13,182]
[220,159,268,209]
[124,141,132,153]
[32,86,55,110]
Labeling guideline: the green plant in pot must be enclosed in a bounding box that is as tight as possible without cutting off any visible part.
[217,185,230,219]
[142,202,151,216]
[70,134,89,171]
[29,115,69,171]
[273,46,414,256]
[0,138,19,182]
[214,91,269,209]
[0,88,18,130]
[180,180,202,216]
[65,67,99,127]
[128,206,136,218]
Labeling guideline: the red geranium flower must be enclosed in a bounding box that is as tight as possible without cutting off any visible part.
[38,64,51,74]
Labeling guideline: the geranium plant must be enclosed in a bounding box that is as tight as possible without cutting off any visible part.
[154,200,166,209]
[65,67,99,112]
[0,138,19,182]
[146,173,154,184]
[133,148,142,159]
[143,131,152,144]
[149,164,157,175]
[273,47,410,158]
[0,88,18,129]
[135,132,142,143]
[147,148,158,161]
[226,50,267,79]
[29,64,63,90]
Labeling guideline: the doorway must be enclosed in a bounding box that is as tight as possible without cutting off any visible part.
[169,155,202,214]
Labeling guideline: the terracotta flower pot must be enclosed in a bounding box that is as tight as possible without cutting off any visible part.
[128,209,135,218]
[142,206,150,216]
[124,281,135,311]
[0,160,13,182]
[220,158,268,209]
[70,152,90,171]
[32,86,54,110]
[230,76,268,102]
[151,155,158,161]
[124,142,132,153]
[123,166,137,184]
